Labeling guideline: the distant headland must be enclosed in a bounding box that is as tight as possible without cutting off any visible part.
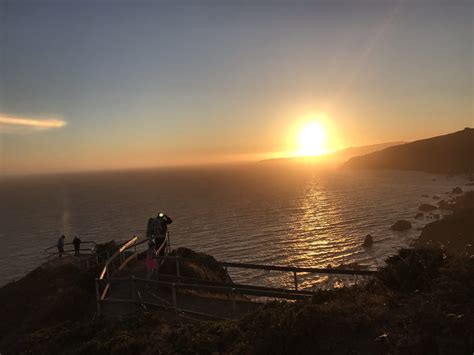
[345,128,474,174]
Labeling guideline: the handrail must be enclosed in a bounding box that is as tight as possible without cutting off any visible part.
[219,261,377,276]
[95,233,375,317]
[130,277,311,300]
[98,233,170,301]
[154,232,170,257]
[98,236,142,300]
[44,241,97,255]
[99,236,140,280]
[147,272,316,296]
[155,256,377,276]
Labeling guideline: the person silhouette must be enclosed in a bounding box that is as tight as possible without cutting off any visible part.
[57,235,66,258]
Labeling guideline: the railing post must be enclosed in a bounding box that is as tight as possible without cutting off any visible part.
[95,278,101,315]
[106,269,111,293]
[224,265,229,283]
[131,276,136,301]
[171,283,177,308]
[175,258,181,281]
[293,271,298,291]
[231,288,236,316]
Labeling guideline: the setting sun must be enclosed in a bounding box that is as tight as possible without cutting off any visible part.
[298,121,328,156]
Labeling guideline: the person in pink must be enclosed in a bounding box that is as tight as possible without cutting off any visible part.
[145,241,157,279]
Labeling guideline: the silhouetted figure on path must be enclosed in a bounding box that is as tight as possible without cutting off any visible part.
[73,236,82,256]
[57,235,66,258]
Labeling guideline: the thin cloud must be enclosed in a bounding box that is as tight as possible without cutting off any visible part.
[0,113,66,133]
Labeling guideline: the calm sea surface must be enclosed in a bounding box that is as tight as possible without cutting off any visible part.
[0,164,469,289]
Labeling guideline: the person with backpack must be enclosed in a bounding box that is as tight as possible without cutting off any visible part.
[145,212,173,255]
[72,236,82,256]
[156,212,172,255]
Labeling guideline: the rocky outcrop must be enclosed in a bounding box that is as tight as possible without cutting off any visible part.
[417,192,474,254]
[159,247,232,283]
[437,199,453,210]
[391,220,412,231]
[418,204,437,212]
[362,234,373,247]
[452,187,463,194]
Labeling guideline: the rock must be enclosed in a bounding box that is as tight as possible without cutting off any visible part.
[438,200,453,210]
[466,182,474,186]
[418,203,437,212]
[415,212,424,219]
[452,187,463,194]
[431,213,440,219]
[160,247,232,283]
[362,234,373,248]
[391,220,412,231]
[432,196,440,200]
[421,194,429,198]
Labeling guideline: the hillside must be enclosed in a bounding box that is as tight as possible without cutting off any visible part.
[345,128,474,174]
[260,141,403,165]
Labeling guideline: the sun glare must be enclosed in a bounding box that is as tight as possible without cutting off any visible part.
[298,121,328,156]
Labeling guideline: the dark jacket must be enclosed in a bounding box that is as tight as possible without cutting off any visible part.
[73,237,81,247]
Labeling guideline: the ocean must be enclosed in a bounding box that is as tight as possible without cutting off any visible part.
[0,164,469,289]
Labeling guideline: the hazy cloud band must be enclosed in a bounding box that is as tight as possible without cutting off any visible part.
[0,114,66,129]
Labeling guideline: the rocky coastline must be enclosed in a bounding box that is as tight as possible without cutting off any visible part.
[1,189,473,354]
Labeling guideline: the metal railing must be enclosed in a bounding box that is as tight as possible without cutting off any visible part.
[97,232,170,302]
[219,260,377,291]
[155,256,376,292]
[96,276,313,320]
[44,241,102,269]
[44,241,97,258]
[95,249,377,318]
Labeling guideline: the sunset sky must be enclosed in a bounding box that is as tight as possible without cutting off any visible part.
[1,0,472,175]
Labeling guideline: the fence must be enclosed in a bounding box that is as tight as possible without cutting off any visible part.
[97,233,170,302]
[95,251,377,318]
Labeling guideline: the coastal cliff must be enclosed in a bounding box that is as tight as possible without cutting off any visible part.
[345,128,474,174]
